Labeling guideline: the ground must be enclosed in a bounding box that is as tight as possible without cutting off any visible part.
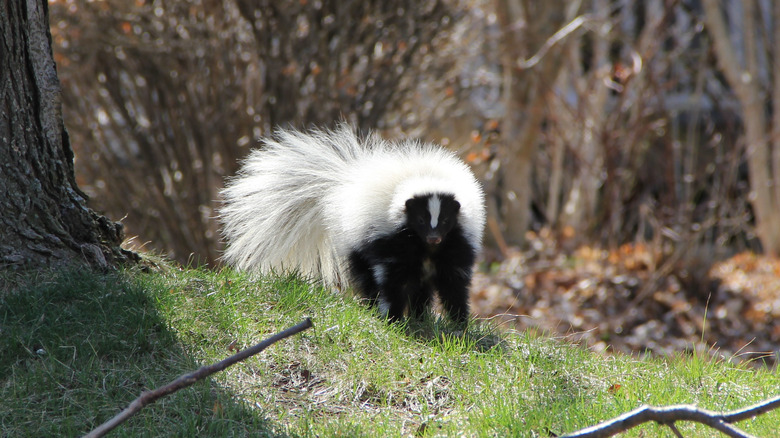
[471,228,780,367]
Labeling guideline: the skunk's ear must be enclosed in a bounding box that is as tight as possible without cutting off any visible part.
[453,200,461,213]
[405,198,414,211]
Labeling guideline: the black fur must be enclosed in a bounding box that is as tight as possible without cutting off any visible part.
[347,193,476,324]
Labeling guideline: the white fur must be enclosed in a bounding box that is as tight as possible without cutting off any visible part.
[219,125,486,288]
[371,264,387,286]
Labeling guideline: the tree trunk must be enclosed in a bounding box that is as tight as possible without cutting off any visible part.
[558,2,609,234]
[495,0,580,244]
[0,0,132,269]
[703,0,780,256]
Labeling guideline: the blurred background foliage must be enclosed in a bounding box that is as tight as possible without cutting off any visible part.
[50,0,775,271]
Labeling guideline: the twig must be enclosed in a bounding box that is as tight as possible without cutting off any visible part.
[487,217,510,258]
[666,422,684,438]
[562,395,780,438]
[516,14,591,69]
[83,318,314,438]
[722,395,780,423]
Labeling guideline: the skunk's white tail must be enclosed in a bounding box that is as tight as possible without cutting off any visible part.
[219,126,365,285]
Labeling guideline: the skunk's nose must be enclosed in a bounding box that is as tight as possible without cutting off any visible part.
[427,235,442,245]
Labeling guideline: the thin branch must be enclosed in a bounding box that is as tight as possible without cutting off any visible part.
[487,217,510,258]
[666,422,684,438]
[701,0,752,103]
[516,14,591,69]
[722,394,780,423]
[562,395,780,438]
[83,318,314,438]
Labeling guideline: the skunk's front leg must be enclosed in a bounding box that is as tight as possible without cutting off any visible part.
[435,264,472,325]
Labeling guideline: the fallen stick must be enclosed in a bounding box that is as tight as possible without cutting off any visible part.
[562,394,780,438]
[83,318,314,438]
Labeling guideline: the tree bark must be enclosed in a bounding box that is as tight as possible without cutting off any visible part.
[0,0,132,269]
[703,0,780,256]
[495,0,580,244]
[559,0,608,233]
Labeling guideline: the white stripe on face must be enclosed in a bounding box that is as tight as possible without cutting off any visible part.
[428,195,441,228]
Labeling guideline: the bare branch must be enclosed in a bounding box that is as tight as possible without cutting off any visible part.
[722,394,780,423]
[83,318,314,438]
[562,395,780,438]
[701,0,754,103]
[667,422,684,438]
[516,14,591,69]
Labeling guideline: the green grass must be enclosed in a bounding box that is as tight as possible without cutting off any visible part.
[1,266,779,437]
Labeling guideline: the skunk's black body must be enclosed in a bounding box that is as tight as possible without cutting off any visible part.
[348,194,476,323]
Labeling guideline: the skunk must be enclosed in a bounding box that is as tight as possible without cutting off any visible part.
[219,125,485,324]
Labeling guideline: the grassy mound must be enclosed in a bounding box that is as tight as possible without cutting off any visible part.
[1,267,778,436]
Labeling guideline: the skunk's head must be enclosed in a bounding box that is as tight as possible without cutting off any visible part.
[404,193,460,247]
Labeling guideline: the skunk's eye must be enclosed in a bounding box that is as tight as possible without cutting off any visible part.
[417,217,425,225]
